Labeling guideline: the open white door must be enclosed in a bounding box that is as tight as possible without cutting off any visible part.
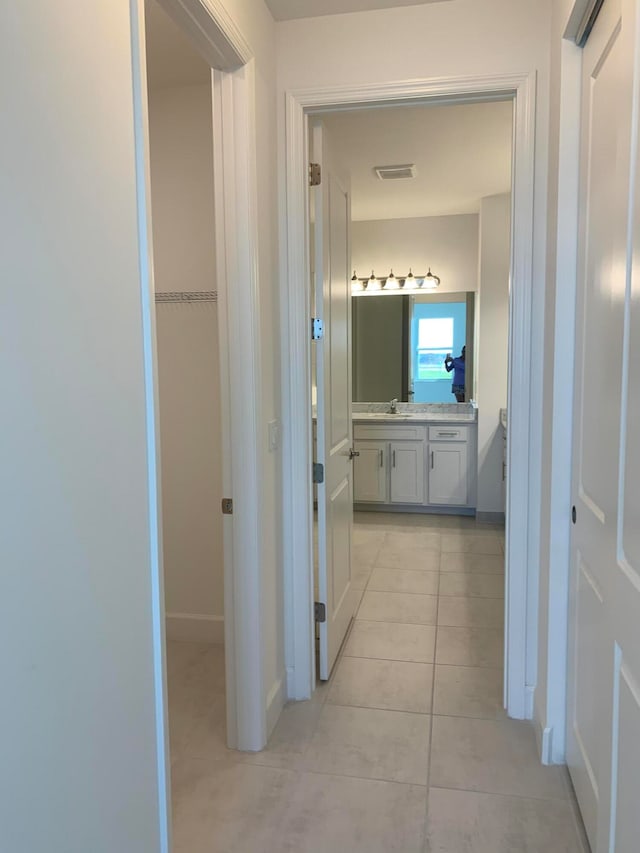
[312,119,357,680]
[567,0,640,850]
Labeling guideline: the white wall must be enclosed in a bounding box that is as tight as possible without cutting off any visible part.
[477,194,510,516]
[352,214,479,293]
[148,82,224,644]
[0,2,168,849]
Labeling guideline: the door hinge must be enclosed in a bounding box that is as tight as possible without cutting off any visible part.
[309,162,321,186]
[312,462,324,484]
[311,317,324,340]
[314,601,326,623]
[221,498,233,515]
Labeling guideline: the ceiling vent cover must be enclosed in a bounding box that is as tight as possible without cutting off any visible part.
[374,164,416,180]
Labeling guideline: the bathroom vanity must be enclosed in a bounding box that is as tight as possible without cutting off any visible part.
[352,405,477,514]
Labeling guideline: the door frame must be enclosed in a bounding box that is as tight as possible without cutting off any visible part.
[133,0,267,759]
[281,72,537,719]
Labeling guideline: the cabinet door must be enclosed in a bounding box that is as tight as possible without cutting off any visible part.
[428,442,468,505]
[353,441,387,503]
[390,441,424,504]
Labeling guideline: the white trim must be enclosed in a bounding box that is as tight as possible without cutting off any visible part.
[145,0,265,757]
[536,722,555,766]
[155,0,251,71]
[130,4,171,850]
[281,73,537,719]
[212,62,266,752]
[282,94,315,700]
[505,71,537,719]
[266,676,286,740]
[165,613,225,644]
[525,683,536,719]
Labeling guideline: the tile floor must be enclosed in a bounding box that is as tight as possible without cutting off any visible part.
[167,512,589,853]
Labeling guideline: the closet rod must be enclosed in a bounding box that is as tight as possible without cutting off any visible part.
[155,290,218,303]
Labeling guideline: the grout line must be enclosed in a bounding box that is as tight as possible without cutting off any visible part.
[360,590,440,598]
[421,555,443,846]
[284,764,430,789]
[427,783,572,804]
[325,700,432,717]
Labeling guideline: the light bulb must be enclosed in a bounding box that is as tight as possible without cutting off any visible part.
[403,269,417,289]
[367,270,382,291]
[423,267,441,289]
[351,270,365,293]
[385,269,400,290]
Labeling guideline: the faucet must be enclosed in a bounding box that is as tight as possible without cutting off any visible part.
[389,398,398,414]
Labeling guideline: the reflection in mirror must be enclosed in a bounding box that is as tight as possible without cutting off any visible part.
[352,291,475,404]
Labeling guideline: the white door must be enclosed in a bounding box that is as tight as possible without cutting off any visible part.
[390,441,425,504]
[428,443,468,506]
[568,0,640,849]
[353,441,387,503]
[312,119,357,680]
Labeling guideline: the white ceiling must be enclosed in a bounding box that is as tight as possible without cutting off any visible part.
[266,0,451,21]
[145,0,210,90]
[321,100,513,221]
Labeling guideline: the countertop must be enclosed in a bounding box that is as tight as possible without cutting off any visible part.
[353,412,476,424]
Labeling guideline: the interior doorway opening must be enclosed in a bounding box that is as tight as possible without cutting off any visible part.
[143,0,229,773]
[308,98,513,697]
[284,72,535,721]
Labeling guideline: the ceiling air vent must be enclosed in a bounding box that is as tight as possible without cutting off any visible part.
[374,164,416,180]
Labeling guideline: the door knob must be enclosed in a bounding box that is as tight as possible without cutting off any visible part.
[348,448,360,459]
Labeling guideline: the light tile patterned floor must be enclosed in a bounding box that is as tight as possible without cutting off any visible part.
[168,512,589,853]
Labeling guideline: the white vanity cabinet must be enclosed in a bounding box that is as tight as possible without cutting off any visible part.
[353,419,476,512]
[353,440,387,503]
[353,423,426,505]
[427,426,469,506]
[390,441,425,504]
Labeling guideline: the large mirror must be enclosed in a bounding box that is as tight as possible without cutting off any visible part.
[352,291,475,404]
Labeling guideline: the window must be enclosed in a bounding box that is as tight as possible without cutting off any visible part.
[416,317,453,381]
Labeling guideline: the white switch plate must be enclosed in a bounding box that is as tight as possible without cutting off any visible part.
[268,419,280,452]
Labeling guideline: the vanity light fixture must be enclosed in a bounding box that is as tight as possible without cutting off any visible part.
[385,269,400,290]
[423,268,441,289]
[403,269,418,290]
[351,270,366,293]
[367,270,383,291]
[350,268,441,295]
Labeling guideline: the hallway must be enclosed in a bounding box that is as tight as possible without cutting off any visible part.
[169,513,588,852]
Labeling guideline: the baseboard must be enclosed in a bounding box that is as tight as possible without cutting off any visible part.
[475,510,505,524]
[535,718,554,765]
[533,690,554,765]
[525,684,535,719]
[165,612,224,644]
[266,674,286,739]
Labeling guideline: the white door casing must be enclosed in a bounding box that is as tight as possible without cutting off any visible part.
[567,0,640,849]
[142,2,267,752]
[282,74,536,715]
[312,119,357,681]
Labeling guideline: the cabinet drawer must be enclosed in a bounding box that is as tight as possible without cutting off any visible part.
[354,424,427,441]
[428,425,468,442]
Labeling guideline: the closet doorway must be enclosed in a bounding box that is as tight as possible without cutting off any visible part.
[145,0,228,759]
